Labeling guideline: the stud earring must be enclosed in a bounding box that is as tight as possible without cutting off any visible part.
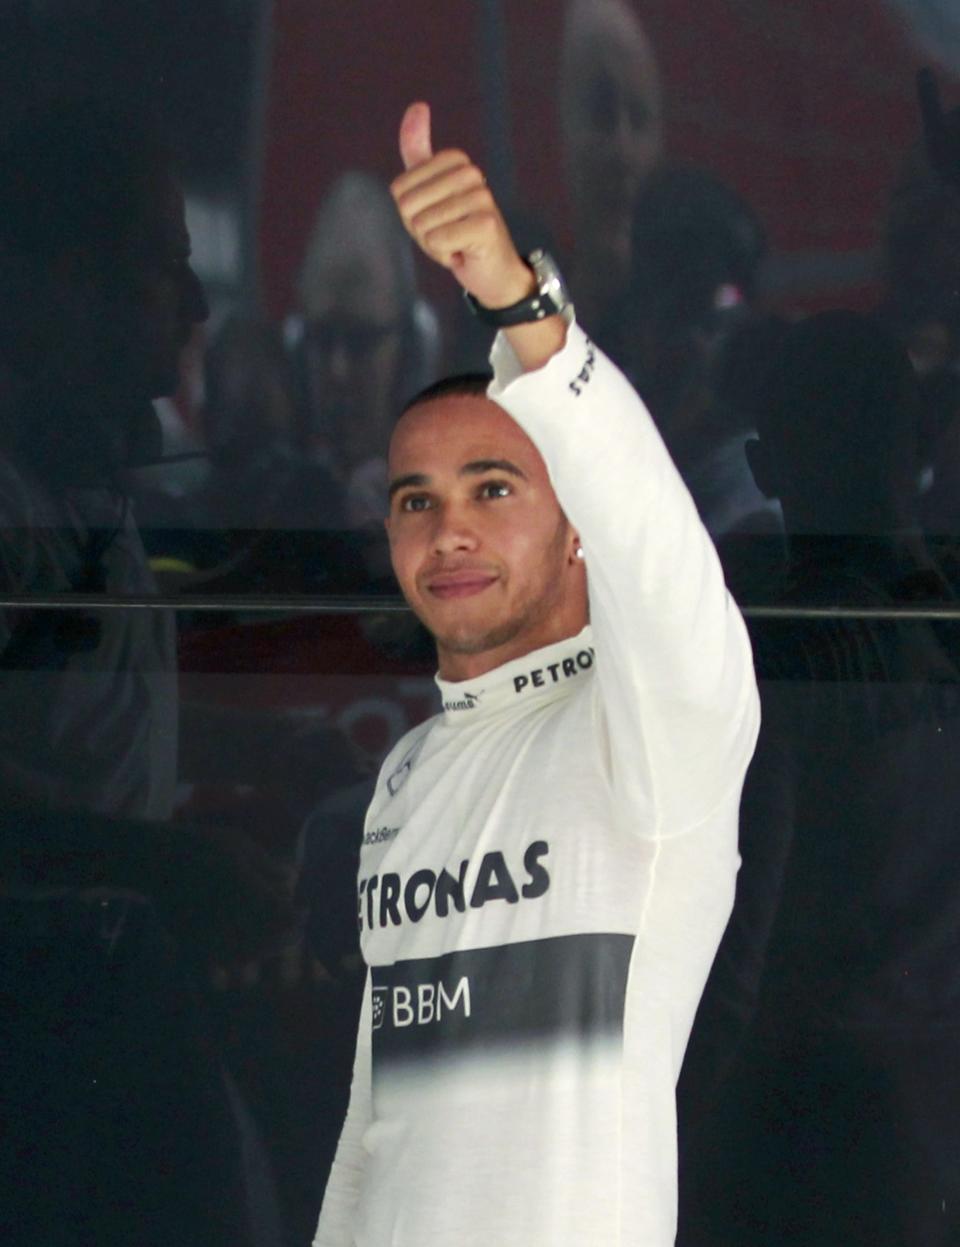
[575,545,585,560]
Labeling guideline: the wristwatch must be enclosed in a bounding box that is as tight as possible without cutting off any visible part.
[464,249,572,327]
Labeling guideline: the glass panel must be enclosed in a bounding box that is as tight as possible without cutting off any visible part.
[3,3,960,1246]
[4,604,959,1244]
[0,3,956,601]
[1,604,435,1246]
[681,610,960,1245]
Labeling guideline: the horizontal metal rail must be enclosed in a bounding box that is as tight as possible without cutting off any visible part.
[0,594,411,614]
[1,593,960,622]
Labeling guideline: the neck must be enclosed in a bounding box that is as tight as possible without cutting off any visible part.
[437,619,589,682]
[436,625,596,722]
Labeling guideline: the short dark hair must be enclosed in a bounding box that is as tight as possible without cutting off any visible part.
[0,97,173,262]
[399,371,493,420]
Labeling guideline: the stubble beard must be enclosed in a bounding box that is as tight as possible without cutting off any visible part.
[432,609,534,658]
[424,526,572,663]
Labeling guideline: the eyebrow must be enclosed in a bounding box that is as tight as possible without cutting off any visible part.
[461,458,527,480]
[388,459,527,501]
[388,472,429,501]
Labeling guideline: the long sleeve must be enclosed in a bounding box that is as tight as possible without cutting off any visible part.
[313,974,372,1247]
[488,321,759,837]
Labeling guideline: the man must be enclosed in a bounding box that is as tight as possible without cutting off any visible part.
[0,100,293,1247]
[684,313,960,1247]
[314,102,759,1247]
[0,99,207,815]
[559,0,664,330]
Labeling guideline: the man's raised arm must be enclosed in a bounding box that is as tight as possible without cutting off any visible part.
[390,101,759,837]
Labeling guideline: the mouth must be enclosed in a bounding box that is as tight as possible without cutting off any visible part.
[424,570,499,600]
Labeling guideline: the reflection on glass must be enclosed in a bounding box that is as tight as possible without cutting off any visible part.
[679,312,960,1246]
[3,3,960,1245]
[0,100,205,816]
[559,0,663,327]
[681,609,960,1247]
[292,171,440,529]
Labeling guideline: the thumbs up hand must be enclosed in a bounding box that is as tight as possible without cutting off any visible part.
[391,102,535,312]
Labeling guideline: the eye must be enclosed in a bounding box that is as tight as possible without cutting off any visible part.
[399,494,432,513]
[479,480,512,500]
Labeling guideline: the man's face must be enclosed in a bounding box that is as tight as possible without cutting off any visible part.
[100,169,209,399]
[562,0,663,274]
[301,247,404,474]
[386,394,588,681]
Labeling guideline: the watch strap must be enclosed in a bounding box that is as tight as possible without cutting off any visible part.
[463,250,568,327]
[463,284,561,327]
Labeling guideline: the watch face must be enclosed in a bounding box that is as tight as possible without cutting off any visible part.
[545,273,565,309]
[530,251,569,314]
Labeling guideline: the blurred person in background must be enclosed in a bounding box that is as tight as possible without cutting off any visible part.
[558,0,664,334]
[0,97,205,817]
[881,101,960,541]
[681,312,960,1247]
[882,102,960,380]
[746,311,938,584]
[0,98,292,1247]
[141,315,366,594]
[200,316,328,529]
[291,170,440,530]
[610,164,785,598]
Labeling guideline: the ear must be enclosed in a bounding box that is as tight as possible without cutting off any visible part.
[568,533,585,565]
[745,436,779,500]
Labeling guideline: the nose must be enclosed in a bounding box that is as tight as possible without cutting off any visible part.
[430,500,480,556]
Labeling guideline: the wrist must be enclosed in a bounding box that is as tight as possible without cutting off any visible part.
[483,259,538,310]
[465,250,572,329]
[503,314,569,375]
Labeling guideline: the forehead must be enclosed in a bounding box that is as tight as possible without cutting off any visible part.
[302,219,402,322]
[306,252,400,324]
[389,395,551,481]
[565,3,659,111]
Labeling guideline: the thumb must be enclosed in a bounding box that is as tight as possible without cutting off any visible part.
[399,101,433,170]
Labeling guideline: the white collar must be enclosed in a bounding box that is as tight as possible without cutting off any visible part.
[435,625,596,725]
